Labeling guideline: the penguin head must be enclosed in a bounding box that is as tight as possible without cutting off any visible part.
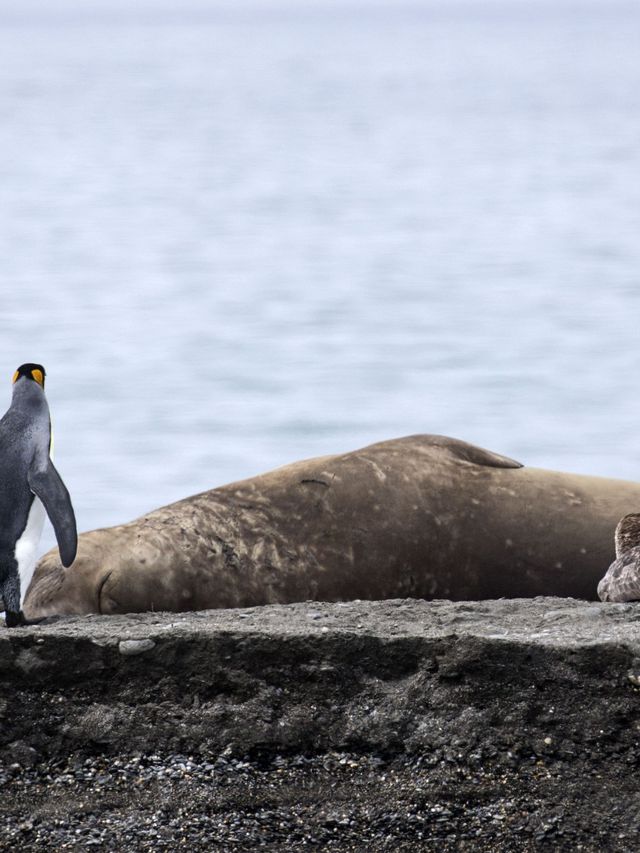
[12,363,46,388]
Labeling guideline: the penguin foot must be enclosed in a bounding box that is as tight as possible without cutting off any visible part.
[5,610,27,628]
[3,612,62,627]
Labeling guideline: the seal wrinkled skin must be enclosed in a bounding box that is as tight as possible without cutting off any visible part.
[23,434,640,618]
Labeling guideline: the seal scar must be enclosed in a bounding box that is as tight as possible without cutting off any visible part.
[300,479,330,488]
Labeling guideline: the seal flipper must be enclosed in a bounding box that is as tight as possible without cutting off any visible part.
[433,437,523,469]
[28,461,78,567]
[459,445,523,469]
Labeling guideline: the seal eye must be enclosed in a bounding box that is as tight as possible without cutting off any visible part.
[31,369,44,387]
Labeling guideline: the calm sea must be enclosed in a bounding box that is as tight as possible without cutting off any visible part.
[1,1,639,553]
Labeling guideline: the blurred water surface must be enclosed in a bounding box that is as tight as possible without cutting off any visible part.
[1,1,640,553]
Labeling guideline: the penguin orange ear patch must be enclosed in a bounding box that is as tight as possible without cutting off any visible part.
[31,369,44,387]
[12,370,19,384]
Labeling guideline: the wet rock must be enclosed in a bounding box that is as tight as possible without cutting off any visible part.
[7,740,38,767]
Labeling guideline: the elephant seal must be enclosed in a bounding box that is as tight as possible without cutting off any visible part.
[23,434,640,618]
[597,513,640,602]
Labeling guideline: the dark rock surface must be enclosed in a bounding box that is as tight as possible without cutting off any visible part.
[1,597,640,850]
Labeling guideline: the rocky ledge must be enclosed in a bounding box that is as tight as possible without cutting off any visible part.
[2,597,640,851]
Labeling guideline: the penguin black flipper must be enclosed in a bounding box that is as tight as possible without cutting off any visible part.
[28,461,78,568]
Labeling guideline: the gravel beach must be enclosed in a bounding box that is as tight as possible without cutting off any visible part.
[2,598,640,851]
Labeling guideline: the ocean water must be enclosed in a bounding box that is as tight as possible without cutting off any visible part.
[1,0,639,556]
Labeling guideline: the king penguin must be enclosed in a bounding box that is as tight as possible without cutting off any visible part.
[0,363,77,627]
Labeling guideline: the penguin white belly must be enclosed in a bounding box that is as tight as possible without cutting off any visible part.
[14,495,46,604]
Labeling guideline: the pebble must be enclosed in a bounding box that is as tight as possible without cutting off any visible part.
[118,639,156,656]
[0,747,626,851]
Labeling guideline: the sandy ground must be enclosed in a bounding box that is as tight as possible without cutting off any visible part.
[2,597,640,851]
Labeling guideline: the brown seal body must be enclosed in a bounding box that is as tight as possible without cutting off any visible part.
[23,434,640,618]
